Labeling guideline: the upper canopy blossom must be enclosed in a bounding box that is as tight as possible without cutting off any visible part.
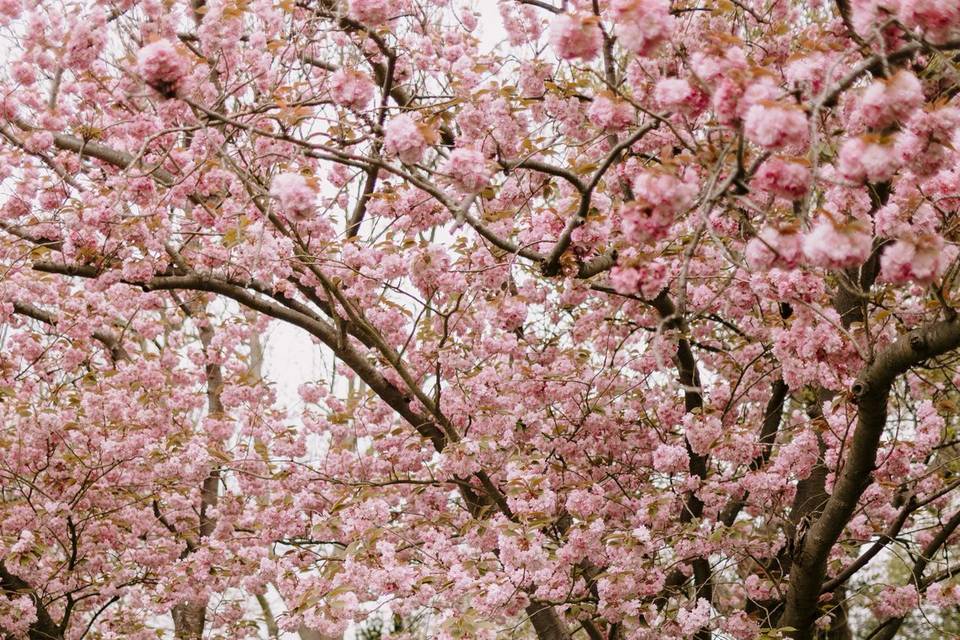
[348,0,391,25]
[136,40,189,93]
[610,0,674,56]
[548,13,602,61]
[270,173,316,220]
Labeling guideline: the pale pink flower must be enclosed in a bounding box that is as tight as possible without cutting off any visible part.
[802,219,873,269]
[785,53,830,95]
[720,611,760,640]
[856,71,924,129]
[270,173,316,220]
[837,136,901,184]
[0,0,21,20]
[743,102,808,150]
[712,78,743,126]
[772,430,819,479]
[137,40,189,92]
[900,0,960,44]
[753,157,811,200]
[873,585,918,620]
[384,114,429,164]
[349,0,390,25]
[745,226,804,270]
[621,200,673,243]
[329,69,374,110]
[685,414,722,456]
[879,234,956,285]
[610,0,674,56]
[632,171,698,217]
[588,95,634,131]
[927,582,960,607]
[548,13,602,61]
[443,147,491,192]
[620,172,693,240]
[654,78,707,115]
[677,598,712,636]
[652,443,689,474]
[0,596,36,637]
[10,62,35,86]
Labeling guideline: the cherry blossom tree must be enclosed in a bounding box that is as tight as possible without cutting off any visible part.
[3,1,960,639]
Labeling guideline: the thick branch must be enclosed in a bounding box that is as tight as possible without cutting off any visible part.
[781,316,960,639]
[0,561,63,640]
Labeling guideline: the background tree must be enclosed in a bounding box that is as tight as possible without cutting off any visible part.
[2,1,960,639]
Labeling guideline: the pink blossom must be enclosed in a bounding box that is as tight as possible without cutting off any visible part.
[10,62,35,86]
[633,171,698,217]
[621,200,672,243]
[879,234,955,285]
[65,19,106,71]
[895,107,960,176]
[689,50,744,84]
[610,0,674,56]
[384,114,429,164]
[677,598,712,636]
[329,69,374,110]
[654,78,707,115]
[856,71,924,129]
[720,611,760,640]
[652,443,689,474]
[772,430,819,479]
[0,0,20,20]
[802,219,873,269]
[610,258,669,298]
[24,131,53,153]
[873,585,918,620]
[685,414,722,456]
[270,173,316,220]
[914,400,945,453]
[588,95,634,131]
[712,78,744,126]
[837,136,901,184]
[0,596,36,637]
[785,53,830,95]
[743,102,808,150]
[349,0,390,25]
[745,226,804,270]
[900,0,960,44]
[136,40,189,93]
[752,157,811,199]
[10,529,35,554]
[927,582,960,607]
[619,172,695,244]
[548,13,602,61]
[443,147,491,192]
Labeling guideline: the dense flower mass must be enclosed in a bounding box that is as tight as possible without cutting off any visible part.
[328,69,375,110]
[743,102,808,150]
[752,157,810,200]
[610,0,674,55]
[588,94,634,131]
[443,147,491,192]
[348,0,390,25]
[855,71,924,129]
[802,219,873,269]
[745,226,804,270]
[270,173,316,220]
[136,39,189,91]
[548,13,602,61]
[879,234,955,284]
[383,113,429,164]
[3,2,960,640]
